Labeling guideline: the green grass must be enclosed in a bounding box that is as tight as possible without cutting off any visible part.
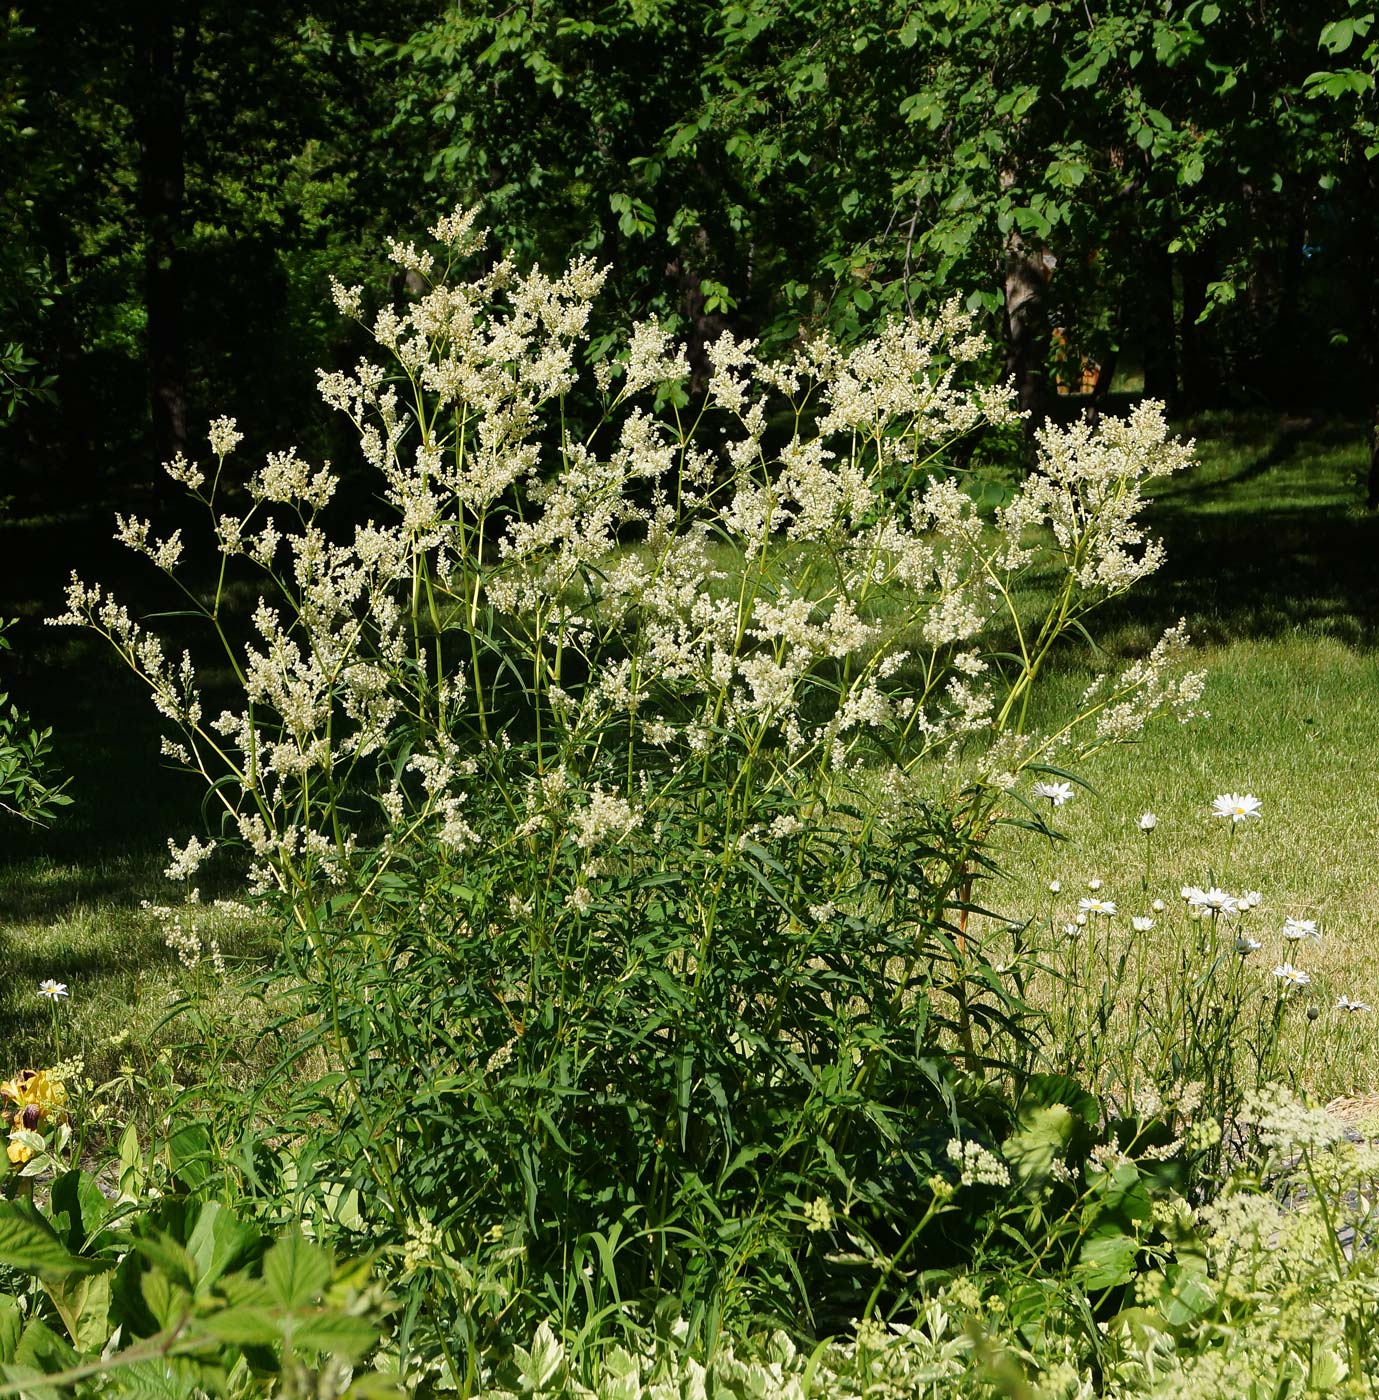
[986,412,1379,1102]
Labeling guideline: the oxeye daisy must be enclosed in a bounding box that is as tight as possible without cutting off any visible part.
[1032,780,1074,808]
[1212,793,1262,823]
[1138,812,1157,831]
[1271,962,1310,990]
[1282,917,1319,942]
[1237,936,1262,955]
[37,980,68,1002]
[1131,916,1155,932]
[1078,897,1117,917]
[1189,887,1239,916]
[1336,995,1371,1013]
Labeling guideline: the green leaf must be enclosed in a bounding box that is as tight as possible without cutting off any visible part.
[167,1122,214,1193]
[289,1310,379,1359]
[262,1232,331,1311]
[42,1272,111,1353]
[1076,1231,1140,1290]
[185,1202,264,1297]
[12,1318,78,1375]
[0,1299,20,1365]
[0,1202,109,1280]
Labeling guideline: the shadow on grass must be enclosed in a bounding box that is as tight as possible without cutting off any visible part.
[1084,416,1379,652]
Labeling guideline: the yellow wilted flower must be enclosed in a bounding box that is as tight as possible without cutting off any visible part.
[1,1068,68,1130]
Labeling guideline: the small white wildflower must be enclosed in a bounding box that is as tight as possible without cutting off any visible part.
[1282,917,1319,942]
[1240,890,1262,909]
[1337,995,1372,1013]
[163,834,216,883]
[1078,897,1117,917]
[1074,912,1088,927]
[1190,886,1239,916]
[1062,922,1081,938]
[207,416,243,458]
[1152,899,1166,913]
[803,1197,833,1232]
[946,1138,1011,1188]
[37,979,68,1001]
[1271,962,1311,990]
[1237,936,1262,955]
[1086,877,1103,891]
[1032,780,1074,807]
[1048,879,1062,894]
[1131,916,1155,932]
[1138,812,1157,831]
[1212,792,1262,822]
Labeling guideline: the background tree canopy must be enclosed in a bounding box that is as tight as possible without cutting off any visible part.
[3,0,1378,510]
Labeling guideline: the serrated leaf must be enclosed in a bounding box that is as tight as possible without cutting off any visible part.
[262,1232,331,1311]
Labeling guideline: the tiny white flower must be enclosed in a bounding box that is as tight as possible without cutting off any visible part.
[38,979,69,1001]
[1212,792,1262,823]
[1048,879,1062,894]
[1181,884,1204,903]
[1271,962,1311,990]
[1138,812,1157,831]
[1237,936,1262,955]
[1189,887,1239,916]
[1151,899,1166,913]
[1062,922,1081,938]
[1336,995,1371,1013]
[1086,877,1103,891]
[1078,897,1117,917]
[1131,916,1155,932]
[1074,913,1088,927]
[1032,780,1074,807]
[1240,890,1262,909]
[1282,917,1319,942]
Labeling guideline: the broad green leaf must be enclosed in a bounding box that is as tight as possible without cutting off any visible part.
[0,1299,20,1365]
[262,1232,331,1311]
[0,1203,109,1280]
[42,1271,111,1354]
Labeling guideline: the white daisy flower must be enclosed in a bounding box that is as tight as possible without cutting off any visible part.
[1151,899,1166,913]
[1336,995,1371,1013]
[1086,878,1103,891]
[1078,897,1117,917]
[1237,936,1262,955]
[1189,887,1239,916]
[1212,793,1262,823]
[37,979,69,1001]
[1282,917,1319,942]
[1048,880,1062,894]
[1131,916,1155,932]
[1271,962,1311,990]
[1138,812,1157,831]
[1240,891,1262,909]
[1032,781,1074,807]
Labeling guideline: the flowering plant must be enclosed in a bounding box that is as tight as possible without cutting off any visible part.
[53,210,1206,1342]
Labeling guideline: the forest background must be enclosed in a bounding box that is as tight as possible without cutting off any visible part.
[4,0,1379,525]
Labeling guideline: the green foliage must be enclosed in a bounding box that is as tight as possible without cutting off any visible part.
[0,623,69,827]
[0,1171,389,1398]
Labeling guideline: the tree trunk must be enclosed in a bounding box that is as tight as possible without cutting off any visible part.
[1141,235,1178,410]
[1180,242,1219,413]
[1001,230,1053,434]
[135,0,193,468]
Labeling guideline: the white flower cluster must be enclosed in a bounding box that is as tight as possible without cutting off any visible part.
[51,206,1210,926]
[945,1137,1012,1188]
